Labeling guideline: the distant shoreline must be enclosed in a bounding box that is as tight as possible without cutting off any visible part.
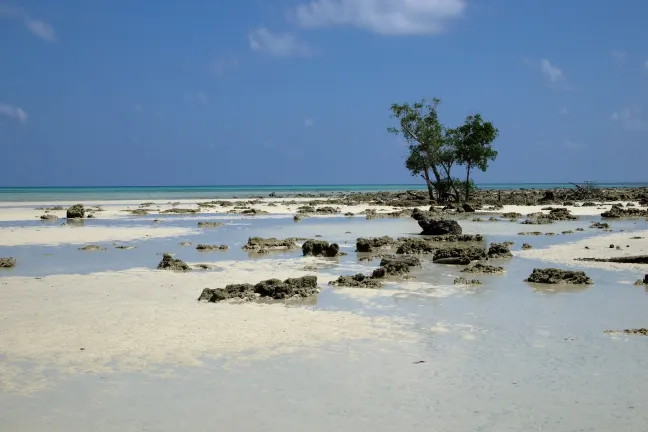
[1,183,647,202]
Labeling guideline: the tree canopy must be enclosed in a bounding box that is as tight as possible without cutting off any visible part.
[388,98,498,203]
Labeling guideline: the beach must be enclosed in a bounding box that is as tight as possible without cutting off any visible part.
[1,187,648,431]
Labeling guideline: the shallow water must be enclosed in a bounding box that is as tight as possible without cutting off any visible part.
[1,211,648,431]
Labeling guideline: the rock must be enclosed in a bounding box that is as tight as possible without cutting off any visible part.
[194,264,213,270]
[242,237,299,251]
[576,255,648,264]
[197,221,224,228]
[78,245,106,251]
[302,240,340,257]
[240,208,269,215]
[293,215,302,222]
[0,257,17,268]
[198,284,255,302]
[524,268,593,284]
[590,222,610,229]
[179,242,192,246]
[604,328,648,336]
[432,246,487,265]
[380,255,421,268]
[372,255,420,278]
[461,262,505,274]
[417,218,462,236]
[601,204,648,218]
[355,236,396,252]
[40,214,58,220]
[302,265,318,272]
[66,204,85,219]
[462,203,475,212]
[395,235,483,255]
[518,231,543,236]
[609,244,615,248]
[487,242,513,259]
[130,209,148,216]
[522,243,533,250]
[634,275,648,285]
[329,274,383,288]
[161,208,199,214]
[453,277,482,285]
[157,253,191,272]
[196,244,228,251]
[501,212,522,219]
[115,245,136,250]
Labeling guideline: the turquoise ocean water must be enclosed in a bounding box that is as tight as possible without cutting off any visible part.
[0,183,647,202]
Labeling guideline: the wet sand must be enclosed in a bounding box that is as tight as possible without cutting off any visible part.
[1,198,648,431]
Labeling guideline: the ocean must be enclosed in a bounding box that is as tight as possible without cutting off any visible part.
[0,183,647,202]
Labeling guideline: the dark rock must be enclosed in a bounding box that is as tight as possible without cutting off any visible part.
[130,209,149,216]
[196,244,228,251]
[590,222,610,229]
[524,268,593,284]
[356,236,396,252]
[461,262,505,274]
[432,246,487,265]
[161,208,199,214]
[198,284,255,302]
[66,204,85,219]
[604,328,648,336]
[501,212,522,219]
[522,243,533,250]
[418,218,462,236]
[518,231,543,236]
[40,214,58,220]
[462,203,475,212]
[329,274,383,288]
[379,255,421,268]
[395,235,483,254]
[575,255,648,264]
[601,204,648,218]
[487,242,513,259]
[634,275,648,286]
[0,257,16,268]
[78,244,106,251]
[453,277,482,285]
[198,221,224,228]
[157,253,191,272]
[242,237,299,251]
[302,240,340,257]
[194,264,214,270]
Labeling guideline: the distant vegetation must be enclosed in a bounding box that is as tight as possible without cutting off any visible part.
[388,98,498,204]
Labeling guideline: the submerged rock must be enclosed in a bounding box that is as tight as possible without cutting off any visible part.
[417,218,462,236]
[0,257,17,268]
[524,268,593,284]
[196,244,228,251]
[157,253,191,272]
[487,242,513,259]
[130,209,149,216]
[199,276,320,302]
[329,273,383,288]
[302,240,340,257]
[432,246,487,265]
[501,212,522,219]
[590,222,610,229]
[40,214,58,220]
[453,277,482,285]
[78,244,106,252]
[604,328,648,336]
[197,221,224,228]
[461,262,505,274]
[66,204,85,219]
[522,243,533,250]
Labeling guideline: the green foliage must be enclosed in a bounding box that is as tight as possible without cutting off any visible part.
[388,99,498,203]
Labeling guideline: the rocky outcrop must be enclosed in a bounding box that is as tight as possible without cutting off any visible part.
[40,214,58,220]
[66,204,85,219]
[78,245,106,251]
[432,246,487,265]
[487,242,513,259]
[601,204,648,218]
[524,268,593,284]
[461,262,505,274]
[199,276,319,302]
[130,209,148,216]
[197,221,224,228]
[0,257,16,268]
[196,244,229,251]
[242,237,300,251]
[297,206,340,215]
[501,212,522,219]
[395,235,483,255]
[161,208,199,214]
[518,231,543,236]
[372,255,421,278]
[329,274,383,288]
[416,217,462,236]
[157,253,191,272]
[454,277,482,285]
[575,255,648,264]
[522,243,533,250]
[302,240,340,257]
[590,222,610,229]
[356,236,397,252]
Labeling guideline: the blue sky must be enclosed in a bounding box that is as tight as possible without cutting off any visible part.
[1,0,647,187]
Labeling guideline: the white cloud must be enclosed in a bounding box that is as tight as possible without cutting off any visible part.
[24,17,56,41]
[0,103,28,124]
[611,108,648,132]
[540,59,563,83]
[0,6,56,42]
[248,27,311,57]
[611,50,626,60]
[304,117,314,127]
[292,0,466,35]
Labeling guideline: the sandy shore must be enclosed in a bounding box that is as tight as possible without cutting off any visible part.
[0,258,413,394]
[0,198,641,223]
[0,225,196,246]
[516,229,648,271]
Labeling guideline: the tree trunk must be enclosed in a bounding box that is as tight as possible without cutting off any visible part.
[464,166,472,202]
[422,169,435,202]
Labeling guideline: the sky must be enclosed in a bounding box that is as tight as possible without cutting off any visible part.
[1,0,647,187]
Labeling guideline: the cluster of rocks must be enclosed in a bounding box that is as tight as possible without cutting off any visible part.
[576,255,648,264]
[297,206,340,215]
[78,245,106,252]
[396,235,483,254]
[524,268,593,284]
[302,240,340,257]
[0,257,16,268]
[157,253,191,272]
[329,255,421,288]
[196,244,229,251]
[487,242,513,259]
[197,221,224,228]
[461,262,505,274]
[521,208,578,225]
[601,204,648,218]
[241,237,301,253]
[199,276,320,302]
[130,209,149,216]
[161,208,199,214]
[432,246,487,265]
[453,277,482,285]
